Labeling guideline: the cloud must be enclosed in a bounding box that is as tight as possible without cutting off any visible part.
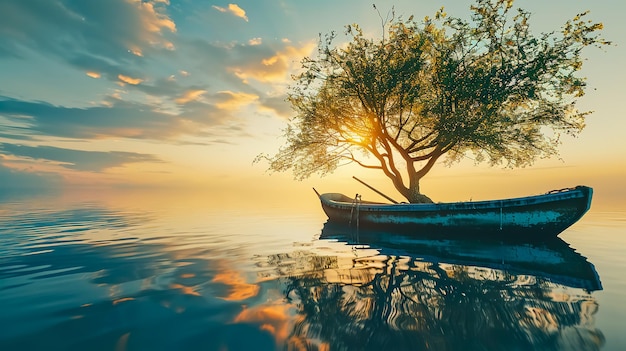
[0,0,313,174]
[259,95,291,118]
[130,77,189,98]
[118,74,144,85]
[135,0,176,34]
[183,37,314,89]
[0,161,62,189]
[0,0,176,73]
[227,4,249,22]
[0,143,163,172]
[0,95,231,141]
[213,3,249,22]
[0,132,36,141]
[175,89,207,105]
[248,38,263,46]
[213,91,258,111]
[168,37,315,117]
[0,0,307,117]
[227,41,316,84]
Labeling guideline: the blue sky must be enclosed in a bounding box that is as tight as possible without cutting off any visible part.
[0,0,624,205]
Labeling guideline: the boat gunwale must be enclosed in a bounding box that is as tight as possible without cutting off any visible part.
[320,186,591,213]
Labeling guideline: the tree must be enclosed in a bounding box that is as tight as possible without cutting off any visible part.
[258,0,609,203]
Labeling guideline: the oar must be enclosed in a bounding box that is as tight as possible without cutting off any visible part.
[312,187,321,198]
[352,176,399,204]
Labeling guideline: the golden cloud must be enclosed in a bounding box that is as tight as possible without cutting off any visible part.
[175,89,206,104]
[231,41,317,84]
[133,0,176,33]
[126,0,176,53]
[213,3,249,22]
[228,4,248,21]
[86,71,101,79]
[214,91,259,111]
[118,74,144,85]
[249,37,262,46]
[129,46,143,57]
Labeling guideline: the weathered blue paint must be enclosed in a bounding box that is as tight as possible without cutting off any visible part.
[319,186,593,238]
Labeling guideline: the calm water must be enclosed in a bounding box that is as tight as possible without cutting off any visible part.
[0,190,624,351]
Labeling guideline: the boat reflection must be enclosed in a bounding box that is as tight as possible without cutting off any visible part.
[269,223,605,350]
[320,222,603,292]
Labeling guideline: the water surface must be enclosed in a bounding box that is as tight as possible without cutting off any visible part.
[0,190,624,350]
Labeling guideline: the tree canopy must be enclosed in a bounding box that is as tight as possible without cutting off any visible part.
[258,0,609,203]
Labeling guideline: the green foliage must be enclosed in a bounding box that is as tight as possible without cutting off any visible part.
[258,0,609,202]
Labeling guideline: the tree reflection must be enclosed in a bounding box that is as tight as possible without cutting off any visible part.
[274,236,604,351]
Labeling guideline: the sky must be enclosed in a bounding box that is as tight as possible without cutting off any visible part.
[0,0,624,208]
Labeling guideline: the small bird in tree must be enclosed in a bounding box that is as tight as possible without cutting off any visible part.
[256,0,610,203]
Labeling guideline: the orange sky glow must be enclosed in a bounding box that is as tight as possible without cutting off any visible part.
[0,0,624,211]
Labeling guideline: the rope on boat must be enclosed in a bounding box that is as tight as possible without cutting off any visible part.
[499,200,503,231]
[546,187,576,194]
[349,194,361,241]
[356,195,360,237]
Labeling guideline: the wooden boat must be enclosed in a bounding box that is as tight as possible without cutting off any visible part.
[318,186,593,237]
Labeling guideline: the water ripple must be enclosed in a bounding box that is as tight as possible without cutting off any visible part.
[0,198,616,351]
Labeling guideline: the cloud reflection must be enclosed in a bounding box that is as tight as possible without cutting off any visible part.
[0,203,280,350]
[212,267,260,301]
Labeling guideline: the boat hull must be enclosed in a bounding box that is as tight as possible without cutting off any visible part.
[319,186,593,238]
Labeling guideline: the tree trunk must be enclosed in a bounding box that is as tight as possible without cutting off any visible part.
[406,186,434,203]
[405,177,434,203]
[386,169,434,203]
